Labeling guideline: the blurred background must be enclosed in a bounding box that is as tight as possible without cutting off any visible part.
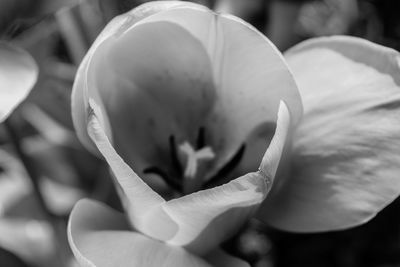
[0,0,399,267]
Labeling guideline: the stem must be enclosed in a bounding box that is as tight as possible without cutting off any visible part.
[4,119,55,219]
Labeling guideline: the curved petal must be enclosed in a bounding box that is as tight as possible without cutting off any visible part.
[86,100,177,241]
[68,199,211,267]
[71,1,208,153]
[0,42,38,122]
[260,36,400,232]
[164,172,267,254]
[163,103,290,254]
[88,19,215,179]
[128,6,303,180]
[73,3,302,185]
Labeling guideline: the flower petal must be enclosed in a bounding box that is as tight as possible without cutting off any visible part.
[86,99,177,241]
[68,199,211,267]
[0,42,38,122]
[72,1,208,153]
[260,36,400,232]
[73,3,302,185]
[87,18,215,180]
[162,102,291,254]
[134,6,303,182]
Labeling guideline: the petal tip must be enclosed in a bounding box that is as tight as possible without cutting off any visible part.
[259,100,291,181]
[0,42,39,123]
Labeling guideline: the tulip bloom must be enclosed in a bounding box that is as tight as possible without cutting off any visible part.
[70,1,301,265]
[69,1,400,266]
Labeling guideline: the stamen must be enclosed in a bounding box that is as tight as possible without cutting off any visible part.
[169,136,183,176]
[204,144,246,188]
[196,127,205,149]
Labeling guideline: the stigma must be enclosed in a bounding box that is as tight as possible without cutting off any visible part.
[178,141,215,193]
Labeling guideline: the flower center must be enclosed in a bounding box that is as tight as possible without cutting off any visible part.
[143,127,246,195]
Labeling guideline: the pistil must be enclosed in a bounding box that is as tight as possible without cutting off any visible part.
[178,141,215,194]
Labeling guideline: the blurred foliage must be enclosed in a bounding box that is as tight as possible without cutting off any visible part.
[0,247,32,267]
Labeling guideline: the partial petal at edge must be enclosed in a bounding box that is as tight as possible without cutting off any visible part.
[86,99,177,241]
[261,36,400,232]
[68,199,210,267]
[0,43,38,122]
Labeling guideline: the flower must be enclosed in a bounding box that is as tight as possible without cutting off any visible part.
[0,42,38,122]
[69,1,400,266]
[69,1,300,266]
[72,1,302,193]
